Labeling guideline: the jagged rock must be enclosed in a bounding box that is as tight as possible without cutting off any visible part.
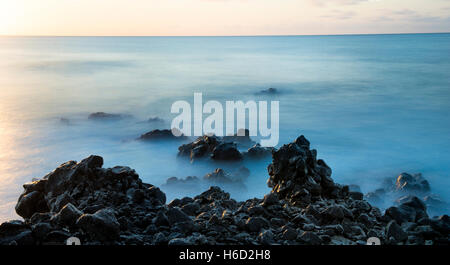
[56,203,83,226]
[88,112,130,120]
[282,227,297,240]
[298,231,322,245]
[321,205,346,220]
[204,169,235,183]
[45,230,71,244]
[153,232,167,245]
[148,186,166,205]
[1,136,449,245]
[267,135,346,204]
[385,206,416,224]
[395,173,430,194]
[258,229,274,245]
[147,117,164,123]
[153,211,169,227]
[31,222,53,240]
[166,208,192,225]
[430,215,450,235]
[181,202,200,216]
[203,168,248,184]
[351,200,372,213]
[398,196,428,218]
[163,167,249,196]
[258,87,278,95]
[386,220,408,242]
[15,191,48,219]
[178,131,259,162]
[212,142,242,160]
[385,196,428,224]
[365,171,449,220]
[245,144,275,158]
[76,208,120,241]
[245,217,269,232]
[349,191,364,200]
[139,129,185,141]
[164,176,200,188]
[262,193,279,206]
[178,135,221,160]
[0,220,34,245]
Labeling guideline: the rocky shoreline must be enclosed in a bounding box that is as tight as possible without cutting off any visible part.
[0,135,449,245]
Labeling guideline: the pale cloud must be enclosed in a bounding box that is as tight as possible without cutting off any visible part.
[0,0,448,36]
[386,9,448,23]
[308,0,377,6]
[369,8,450,28]
[321,9,357,20]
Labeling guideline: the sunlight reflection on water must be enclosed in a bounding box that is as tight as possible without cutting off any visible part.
[0,35,449,221]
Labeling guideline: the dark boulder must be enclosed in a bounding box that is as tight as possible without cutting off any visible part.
[245,144,275,158]
[204,169,235,184]
[349,191,364,200]
[56,203,83,226]
[76,208,120,241]
[267,135,346,204]
[212,142,243,160]
[0,220,34,245]
[147,117,164,123]
[386,220,408,242]
[166,207,192,225]
[245,217,270,232]
[88,112,129,120]
[178,135,221,161]
[139,129,186,141]
[258,87,279,95]
[298,231,322,245]
[395,173,430,194]
[384,206,416,224]
[15,191,48,219]
[262,193,279,206]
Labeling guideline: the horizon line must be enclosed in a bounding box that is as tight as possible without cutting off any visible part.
[1,32,449,38]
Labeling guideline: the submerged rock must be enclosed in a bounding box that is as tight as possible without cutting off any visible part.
[244,144,275,158]
[147,117,164,123]
[258,87,279,95]
[88,112,130,120]
[139,129,186,141]
[211,142,242,161]
[204,167,249,183]
[163,167,250,197]
[365,172,449,217]
[395,173,431,194]
[178,135,221,161]
[177,130,262,162]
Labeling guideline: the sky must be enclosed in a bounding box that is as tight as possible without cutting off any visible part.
[0,0,449,36]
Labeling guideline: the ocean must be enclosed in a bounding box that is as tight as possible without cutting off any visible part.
[0,34,449,222]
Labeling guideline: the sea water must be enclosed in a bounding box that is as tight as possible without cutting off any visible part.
[0,34,449,221]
